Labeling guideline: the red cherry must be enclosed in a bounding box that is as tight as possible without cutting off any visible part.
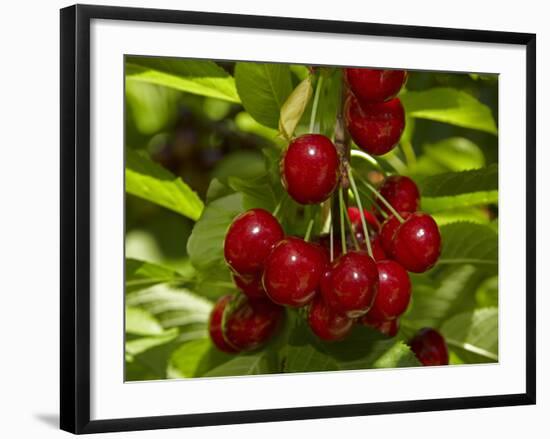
[208,295,238,353]
[320,251,379,318]
[361,313,400,337]
[345,68,407,104]
[225,297,284,351]
[379,213,410,257]
[345,94,405,156]
[308,295,353,341]
[347,206,380,233]
[233,272,266,300]
[370,235,388,261]
[282,134,340,204]
[366,260,411,321]
[377,176,420,217]
[224,208,284,275]
[393,212,441,273]
[409,328,449,366]
[263,237,327,307]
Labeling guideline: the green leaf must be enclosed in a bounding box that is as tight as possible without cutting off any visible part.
[416,165,498,197]
[126,57,240,103]
[278,75,313,140]
[125,258,188,293]
[423,192,498,213]
[187,192,244,270]
[126,149,204,220]
[402,265,479,330]
[420,137,486,174]
[441,308,498,363]
[228,174,279,212]
[475,276,499,308]
[127,284,212,335]
[432,207,490,226]
[284,319,420,373]
[125,328,179,356]
[204,350,277,377]
[438,222,498,271]
[168,339,238,379]
[235,62,293,128]
[126,307,164,336]
[401,88,497,134]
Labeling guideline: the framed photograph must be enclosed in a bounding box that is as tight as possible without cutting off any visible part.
[60,4,536,434]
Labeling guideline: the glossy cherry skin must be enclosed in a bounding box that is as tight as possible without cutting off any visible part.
[345,95,405,156]
[361,313,400,337]
[320,251,379,318]
[308,295,354,341]
[350,230,387,262]
[345,68,407,104]
[347,206,380,234]
[224,208,284,275]
[233,272,266,300]
[409,328,449,366]
[263,237,327,307]
[209,295,239,353]
[281,134,340,204]
[379,213,410,257]
[366,260,411,321]
[377,176,420,217]
[393,212,442,273]
[225,297,284,351]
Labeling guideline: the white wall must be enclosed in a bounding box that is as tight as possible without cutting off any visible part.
[0,0,546,437]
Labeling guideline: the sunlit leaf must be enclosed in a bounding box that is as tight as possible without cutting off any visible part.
[441,308,498,363]
[126,149,204,220]
[278,75,313,140]
[401,88,497,134]
[235,62,293,128]
[126,57,240,102]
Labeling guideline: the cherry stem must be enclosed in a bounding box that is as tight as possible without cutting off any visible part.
[338,186,347,255]
[344,207,360,251]
[329,214,334,262]
[355,172,405,223]
[309,74,324,133]
[400,140,416,167]
[349,149,385,174]
[347,168,373,258]
[273,202,282,218]
[304,218,314,242]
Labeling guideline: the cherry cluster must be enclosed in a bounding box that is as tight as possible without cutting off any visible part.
[208,68,448,366]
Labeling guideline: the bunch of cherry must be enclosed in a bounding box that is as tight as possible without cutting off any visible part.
[209,68,449,366]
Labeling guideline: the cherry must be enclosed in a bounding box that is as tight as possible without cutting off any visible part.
[224,208,284,275]
[365,260,411,321]
[281,134,340,204]
[320,251,379,318]
[224,296,284,351]
[370,235,388,261]
[377,176,420,217]
[393,212,441,273]
[409,328,449,366]
[263,237,327,307]
[233,272,266,300]
[347,206,380,233]
[208,295,238,353]
[379,212,410,257]
[308,295,354,341]
[345,68,407,104]
[345,94,405,156]
[361,313,400,337]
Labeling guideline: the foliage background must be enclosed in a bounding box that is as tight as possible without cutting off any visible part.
[124,57,499,381]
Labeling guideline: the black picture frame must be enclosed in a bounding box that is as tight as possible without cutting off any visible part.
[60,4,536,434]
